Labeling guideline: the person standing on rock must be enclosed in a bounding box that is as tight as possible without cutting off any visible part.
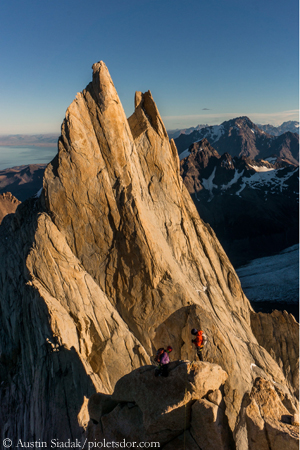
[191,328,207,361]
[154,346,173,377]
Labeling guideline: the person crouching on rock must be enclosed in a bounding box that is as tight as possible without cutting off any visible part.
[154,346,172,377]
[191,328,207,361]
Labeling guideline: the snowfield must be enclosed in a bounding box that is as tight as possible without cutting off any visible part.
[237,245,299,304]
[179,148,191,160]
[221,169,244,190]
[202,167,218,201]
[248,165,275,172]
[235,167,297,196]
[209,125,225,142]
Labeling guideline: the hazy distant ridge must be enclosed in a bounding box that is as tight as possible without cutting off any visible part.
[168,120,299,140]
[1,120,298,147]
[256,121,299,136]
[0,133,59,147]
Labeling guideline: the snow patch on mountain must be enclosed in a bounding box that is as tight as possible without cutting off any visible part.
[236,167,297,196]
[179,148,191,160]
[249,165,275,172]
[34,187,43,198]
[221,169,244,190]
[202,167,217,201]
[209,125,225,143]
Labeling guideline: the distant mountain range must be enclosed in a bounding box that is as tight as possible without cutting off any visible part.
[167,124,209,140]
[180,138,299,266]
[174,116,299,166]
[1,120,297,147]
[0,164,46,203]
[168,119,299,141]
[257,121,299,136]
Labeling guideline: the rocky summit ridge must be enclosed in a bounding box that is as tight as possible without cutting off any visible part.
[0,62,298,449]
[175,116,299,166]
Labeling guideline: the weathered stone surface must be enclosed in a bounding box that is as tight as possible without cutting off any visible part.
[88,393,118,424]
[250,310,299,398]
[190,399,231,450]
[0,191,20,223]
[101,403,146,443]
[208,389,223,406]
[0,61,298,447]
[86,361,228,446]
[236,378,299,450]
[0,201,150,441]
[112,361,227,436]
[77,396,90,430]
[86,368,299,450]
[41,61,277,436]
[292,414,299,426]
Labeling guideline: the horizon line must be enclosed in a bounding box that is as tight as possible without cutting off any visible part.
[0,110,299,135]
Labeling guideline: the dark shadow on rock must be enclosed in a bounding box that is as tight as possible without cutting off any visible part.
[0,196,97,441]
[281,414,293,424]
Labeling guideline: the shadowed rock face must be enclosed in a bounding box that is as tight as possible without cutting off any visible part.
[236,378,299,450]
[86,363,298,450]
[86,361,231,447]
[251,310,299,398]
[0,62,298,446]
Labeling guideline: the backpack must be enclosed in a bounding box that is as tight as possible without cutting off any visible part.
[154,348,164,363]
[194,331,204,348]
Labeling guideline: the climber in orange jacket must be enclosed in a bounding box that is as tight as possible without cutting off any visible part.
[191,328,207,361]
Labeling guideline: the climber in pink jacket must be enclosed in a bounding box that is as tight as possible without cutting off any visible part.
[154,346,173,377]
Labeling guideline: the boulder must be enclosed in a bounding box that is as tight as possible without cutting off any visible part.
[86,361,228,446]
[292,414,299,426]
[190,399,231,450]
[88,393,118,424]
[251,310,299,398]
[208,389,223,407]
[112,361,227,435]
[237,378,299,450]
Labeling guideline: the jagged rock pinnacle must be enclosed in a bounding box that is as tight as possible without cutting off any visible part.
[0,61,298,447]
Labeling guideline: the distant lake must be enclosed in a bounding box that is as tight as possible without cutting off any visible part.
[0,146,57,170]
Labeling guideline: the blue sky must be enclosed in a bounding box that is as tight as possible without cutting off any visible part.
[0,0,298,134]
